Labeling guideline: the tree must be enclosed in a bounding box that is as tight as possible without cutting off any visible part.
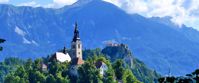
[29,71,46,83]
[122,69,141,83]
[48,60,59,76]
[0,57,24,82]
[192,69,199,82]
[24,59,33,71]
[14,66,28,80]
[0,39,5,51]
[4,73,20,83]
[56,72,70,83]
[103,69,117,83]
[78,62,102,83]
[33,59,43,71]
[46,74,56,83]
[112,59,125,80]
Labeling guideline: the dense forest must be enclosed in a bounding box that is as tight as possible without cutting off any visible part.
[0,42,160,83]
[3,56,142,83]
[158,69,199,83]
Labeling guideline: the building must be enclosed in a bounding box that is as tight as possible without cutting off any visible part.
[49,47,71,63]
[70,22,84,65]
[68,23,84,79]
[49,22,84,64]
[95,61,108,75]
[47,23,84,79]
[41,63,48,72]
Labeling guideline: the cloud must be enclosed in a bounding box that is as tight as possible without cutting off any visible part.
[15,0,78,8]
[104,0,199,30]
[0,0,9,3]
[53,0,77,5]
[17,1,41,7]
[45,0,78,8]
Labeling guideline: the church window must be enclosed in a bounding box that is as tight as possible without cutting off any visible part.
[78,44,81,48]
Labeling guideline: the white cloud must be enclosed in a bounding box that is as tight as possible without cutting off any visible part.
[15,0,78,8]
[15,26,26,36]
[104,0,199,30]
[104,0,148,14]
[17,1,41,7]
[0,0,9,3]
[54,0,77,5]
[45,0,78,8]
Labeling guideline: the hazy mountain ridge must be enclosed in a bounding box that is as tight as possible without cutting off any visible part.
[1,0,199,75]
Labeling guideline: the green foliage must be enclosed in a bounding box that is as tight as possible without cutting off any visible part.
[4,73,21,83]
[46,74,56,83]
[103,69,117,83]
[122,69,141,83]
[132,59,160,83]
[158,69,199,83]
[102,45,160,83]
[158,76,175,83]
[0,57,24,82]
[0,38,5,51]
[83,48,102,58]
[78,62,102,83]
[2,47,155,83]
[112,59,125,80]
[3,58,70,83]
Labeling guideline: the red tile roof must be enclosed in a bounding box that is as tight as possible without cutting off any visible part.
[72,58,84,65]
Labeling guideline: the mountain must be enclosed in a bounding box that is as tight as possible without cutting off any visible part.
[1,0,199,75]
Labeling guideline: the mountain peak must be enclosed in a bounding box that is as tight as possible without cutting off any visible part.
[71,0,103,7]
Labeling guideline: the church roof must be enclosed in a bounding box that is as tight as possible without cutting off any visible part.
[72,57,84,65]
[50,52,71,63]
[95,61,106,68]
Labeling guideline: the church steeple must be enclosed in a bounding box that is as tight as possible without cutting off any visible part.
[63,46,67,54]
[72,22,80,42]
[71,22,83,60]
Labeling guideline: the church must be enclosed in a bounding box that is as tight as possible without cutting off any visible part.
[48,22,108,76]
[70,22,84,65]
[49,22,84,65]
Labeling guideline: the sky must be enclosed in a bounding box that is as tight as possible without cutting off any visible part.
[0,0,199,30]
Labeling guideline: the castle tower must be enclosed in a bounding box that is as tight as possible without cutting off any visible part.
[71,22,83,59]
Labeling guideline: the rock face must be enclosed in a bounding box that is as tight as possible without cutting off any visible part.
[1,0,199,75]
[102,44,134,68]
[101,44,160,83]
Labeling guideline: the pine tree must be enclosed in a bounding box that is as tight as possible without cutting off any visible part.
[112,59,125,80]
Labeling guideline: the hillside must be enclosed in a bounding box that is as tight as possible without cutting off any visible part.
[101,44,160,82]
[1,0,199,75]
[0,45,159,83]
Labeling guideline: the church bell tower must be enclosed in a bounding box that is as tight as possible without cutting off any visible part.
[71,22,82,59]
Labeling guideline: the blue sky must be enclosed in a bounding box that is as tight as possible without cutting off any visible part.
[0,0,199,30]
